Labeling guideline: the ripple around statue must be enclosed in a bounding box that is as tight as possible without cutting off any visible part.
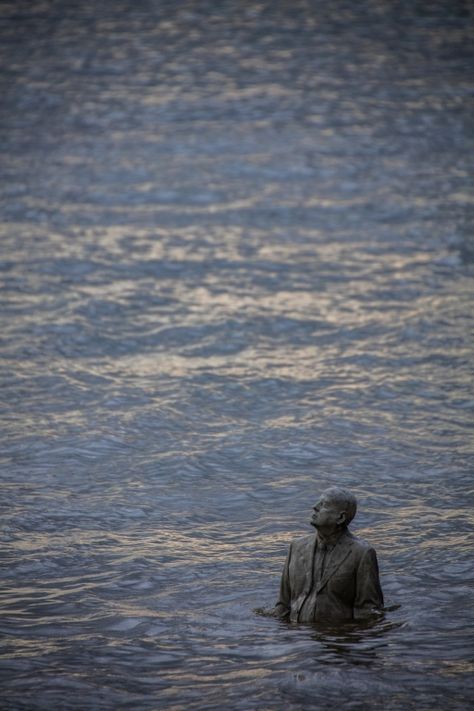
[259,487,384,624]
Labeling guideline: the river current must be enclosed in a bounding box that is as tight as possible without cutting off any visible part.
[1,1,473,709]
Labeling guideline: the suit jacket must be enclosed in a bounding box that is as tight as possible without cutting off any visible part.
[275,529,383,623]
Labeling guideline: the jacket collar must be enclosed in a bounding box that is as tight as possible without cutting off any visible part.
[316,529,354,592]
[298,529,355,593]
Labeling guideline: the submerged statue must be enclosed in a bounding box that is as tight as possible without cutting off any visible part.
[273,487,383,623]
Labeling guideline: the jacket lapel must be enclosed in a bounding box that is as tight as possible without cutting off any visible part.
[302,535,317,593]
[316,531,354,593]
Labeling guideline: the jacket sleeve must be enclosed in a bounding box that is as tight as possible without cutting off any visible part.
[273,542,292,620]
[354,546,384,619]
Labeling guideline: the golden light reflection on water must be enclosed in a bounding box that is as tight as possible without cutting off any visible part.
[1,2,473,707]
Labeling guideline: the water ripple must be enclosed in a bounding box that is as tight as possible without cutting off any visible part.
[1,1,473,709]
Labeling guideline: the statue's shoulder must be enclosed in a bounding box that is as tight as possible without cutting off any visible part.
[347,531,377,554]
[289,533,315,552]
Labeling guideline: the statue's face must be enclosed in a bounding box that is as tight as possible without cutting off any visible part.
[311,494,344,531]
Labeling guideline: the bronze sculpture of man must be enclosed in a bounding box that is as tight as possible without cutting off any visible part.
[274,487,383,623]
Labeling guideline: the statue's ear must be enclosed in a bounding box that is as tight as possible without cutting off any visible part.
[337,510,347,525]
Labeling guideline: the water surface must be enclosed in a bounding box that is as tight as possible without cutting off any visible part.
[1,1,473,709]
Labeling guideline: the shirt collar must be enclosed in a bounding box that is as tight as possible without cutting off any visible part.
[316,527,346,550]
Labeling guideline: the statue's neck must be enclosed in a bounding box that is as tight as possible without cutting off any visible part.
[316,527,346,547]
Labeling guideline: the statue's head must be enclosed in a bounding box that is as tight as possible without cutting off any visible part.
[310,486,357,532]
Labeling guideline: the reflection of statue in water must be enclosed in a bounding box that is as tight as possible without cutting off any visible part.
[273,487,383,623]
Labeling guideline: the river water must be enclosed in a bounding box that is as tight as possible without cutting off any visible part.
[1,1,473,709]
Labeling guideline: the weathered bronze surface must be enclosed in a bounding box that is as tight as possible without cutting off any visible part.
[274,487,383,623]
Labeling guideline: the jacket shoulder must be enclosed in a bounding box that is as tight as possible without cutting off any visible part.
[289,533,315,552]
[348,532,378,555]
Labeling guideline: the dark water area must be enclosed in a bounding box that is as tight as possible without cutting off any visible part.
[1,1,473,709]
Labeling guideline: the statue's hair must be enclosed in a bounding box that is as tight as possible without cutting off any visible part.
[323,486,357,525]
